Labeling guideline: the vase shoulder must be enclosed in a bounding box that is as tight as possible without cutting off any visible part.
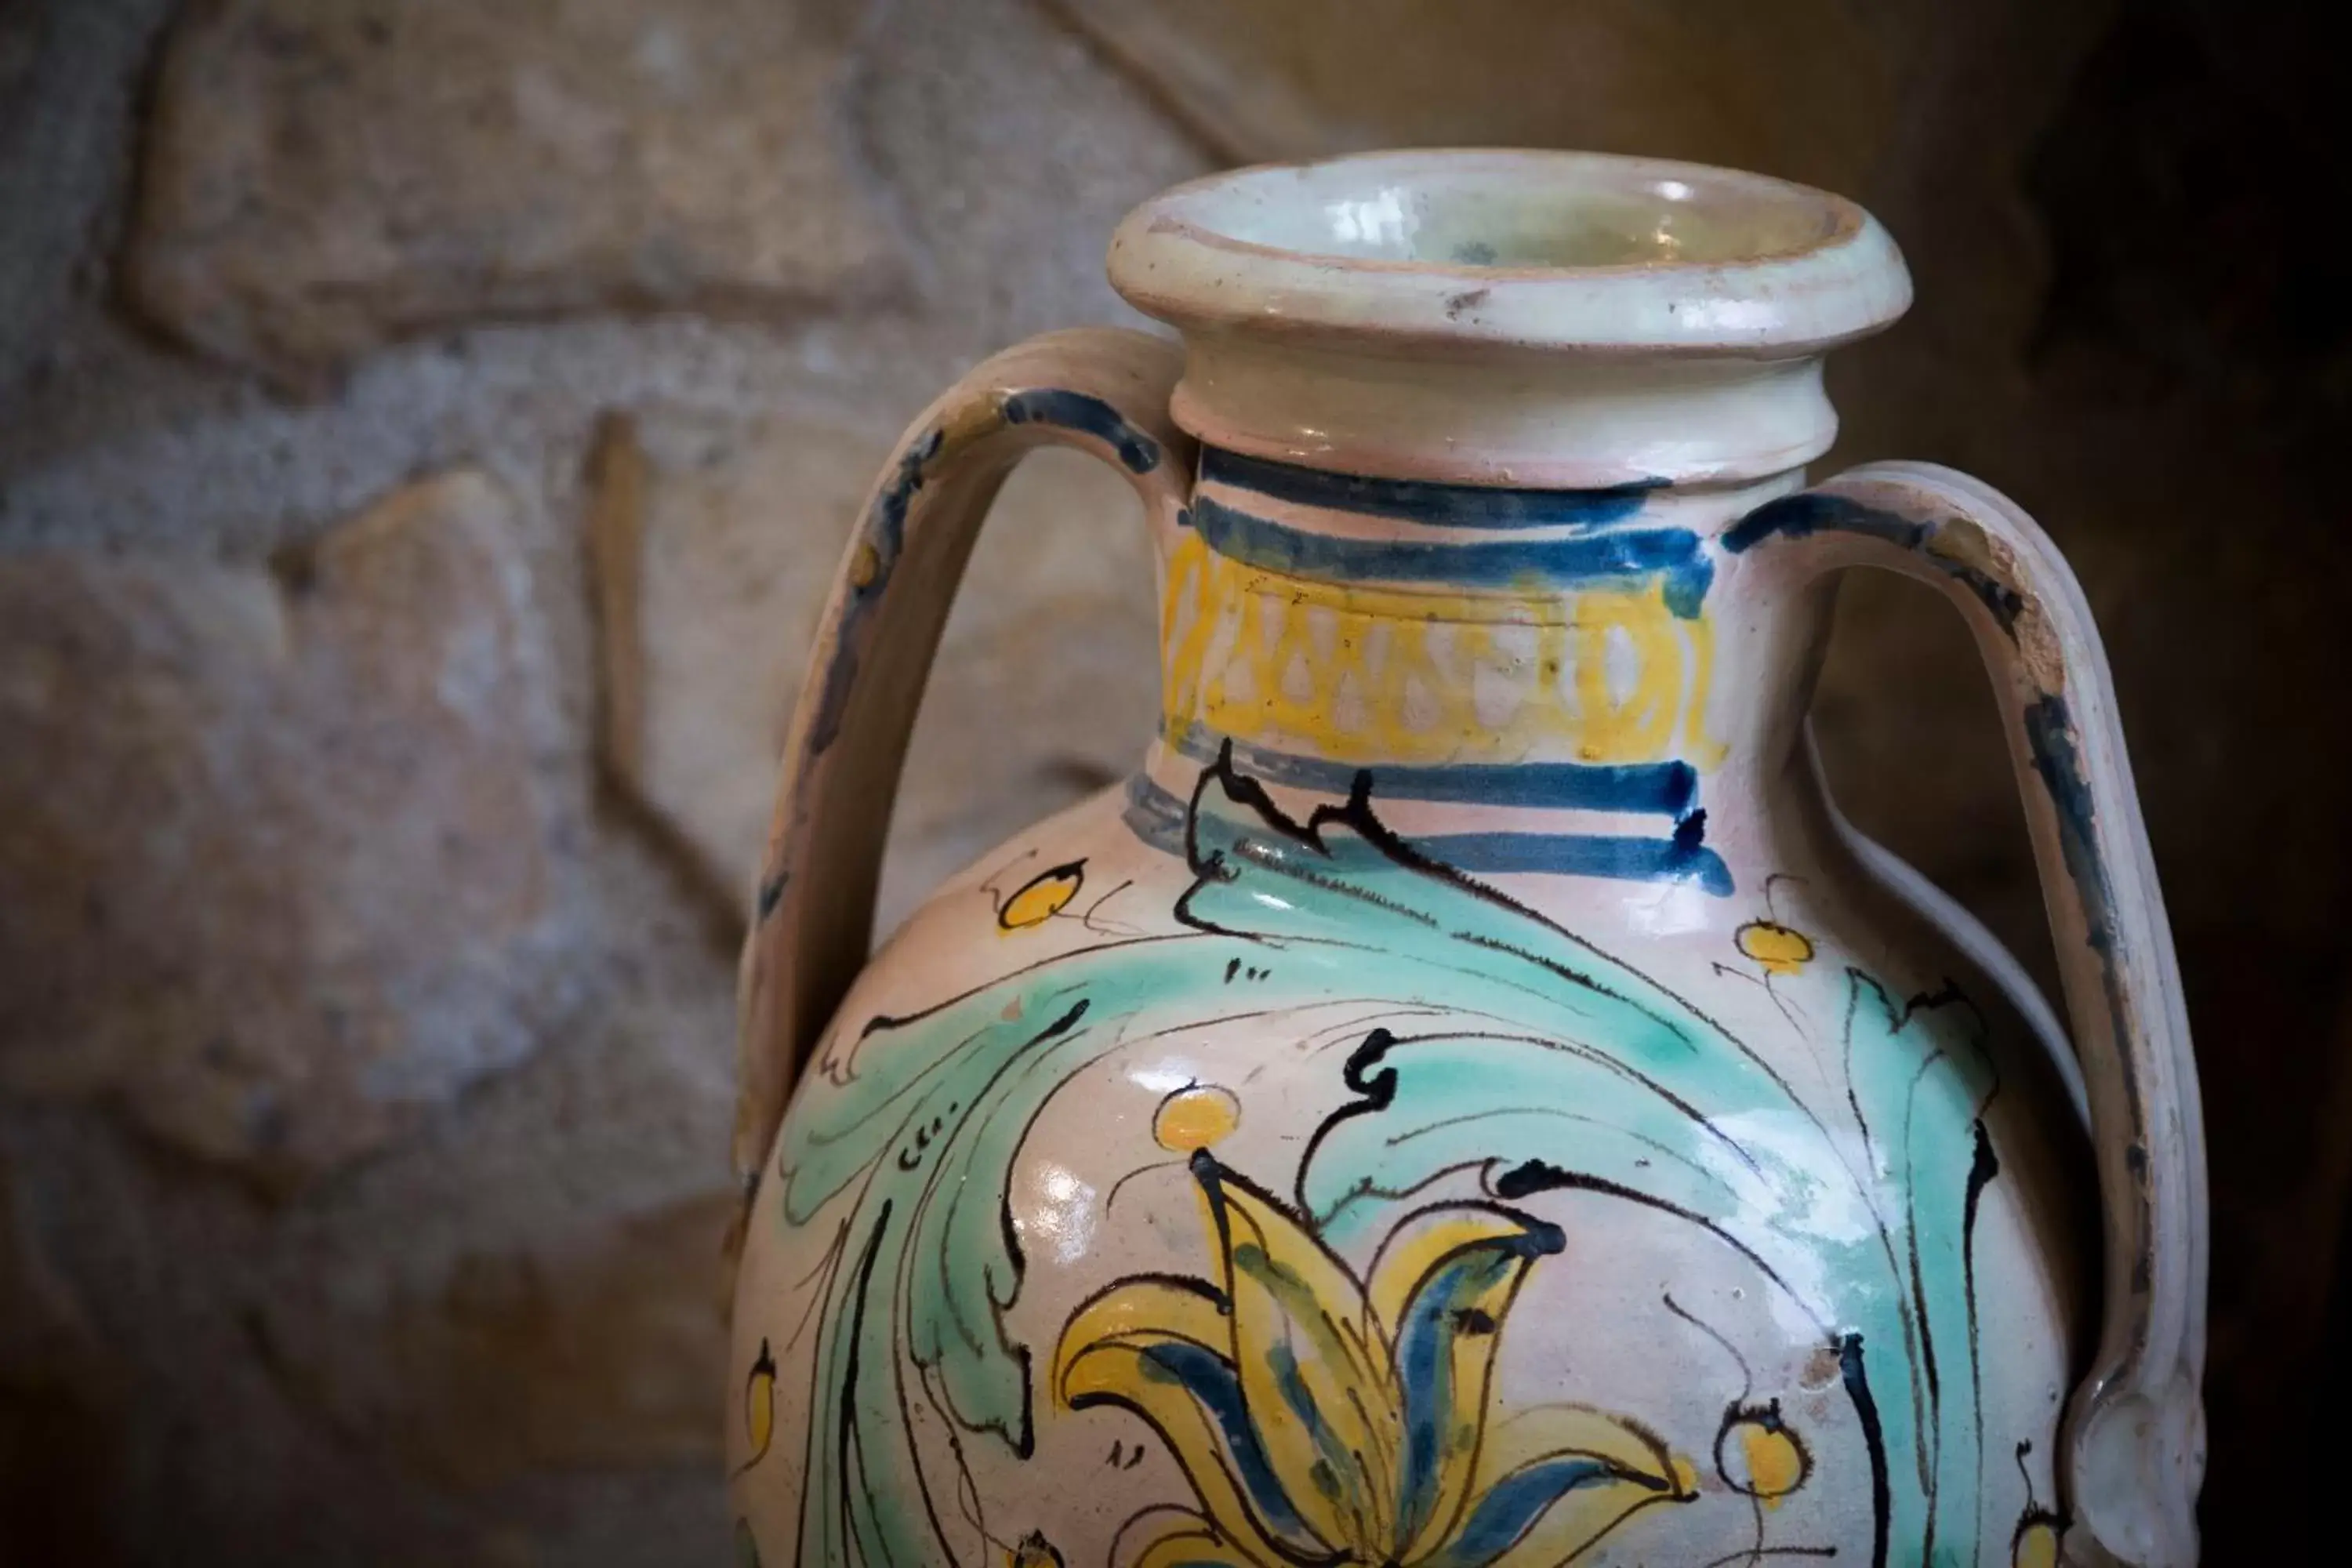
[730,751,2090,1568]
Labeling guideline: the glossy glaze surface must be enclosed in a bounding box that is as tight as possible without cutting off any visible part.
[728,151,2203,1568]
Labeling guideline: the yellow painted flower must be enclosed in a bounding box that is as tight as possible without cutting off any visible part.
[1055,1153,1696,1567]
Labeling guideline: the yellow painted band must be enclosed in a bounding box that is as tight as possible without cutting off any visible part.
[1158,530,1724,771]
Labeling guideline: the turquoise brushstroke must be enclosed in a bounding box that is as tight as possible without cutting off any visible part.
[766,750,1998,1567]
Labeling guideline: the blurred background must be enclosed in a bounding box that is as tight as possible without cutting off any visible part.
[2,0,2345,1562]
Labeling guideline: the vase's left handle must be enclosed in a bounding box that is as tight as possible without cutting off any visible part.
[731,328,1194,1189]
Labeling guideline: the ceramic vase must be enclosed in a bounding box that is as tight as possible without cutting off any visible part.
[725,151,2206,1568]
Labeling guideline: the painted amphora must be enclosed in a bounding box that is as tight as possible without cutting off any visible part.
[725,151,2206,1568]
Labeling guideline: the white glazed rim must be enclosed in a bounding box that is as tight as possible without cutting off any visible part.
[1109,148,1913,358]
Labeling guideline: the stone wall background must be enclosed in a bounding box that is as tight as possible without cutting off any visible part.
[2,1,2343,1563]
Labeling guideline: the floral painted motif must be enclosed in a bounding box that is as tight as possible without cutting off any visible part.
[1056,1152,1696,1568]
[739,747,2045,1567]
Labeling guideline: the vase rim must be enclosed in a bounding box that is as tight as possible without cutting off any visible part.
[1109,147,1911,360]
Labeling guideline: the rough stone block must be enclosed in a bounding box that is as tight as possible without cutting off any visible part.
[257,1189,739,1486]
[0,471,572,1178]
[587,406,1160,934]
[124,0,903,382]
[1040,0,1900,192]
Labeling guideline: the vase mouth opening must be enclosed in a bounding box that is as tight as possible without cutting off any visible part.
[1110,148,1911,359]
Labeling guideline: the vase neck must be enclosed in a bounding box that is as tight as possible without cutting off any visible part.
[1137,447,1832,902]
[1109,149,1905,904]
[1167,336,1842,489]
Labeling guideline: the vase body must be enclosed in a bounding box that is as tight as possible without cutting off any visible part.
[727,152,2202,1568]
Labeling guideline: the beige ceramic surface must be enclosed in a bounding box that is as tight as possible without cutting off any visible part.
[728,151,2205,1568]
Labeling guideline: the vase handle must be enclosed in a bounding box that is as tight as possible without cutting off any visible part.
[731,328,1194,1190]
[1726,462,2206,1566]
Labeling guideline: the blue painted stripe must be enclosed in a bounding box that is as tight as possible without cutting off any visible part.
[1397,830,1733,895]
[1723,490,2027,636]
[1420,1454,1652,1568]
[1722,490,1926,555]
[1127,1340,1316,1544]
[1188,495,1714,616]
[1120,775,1733,895]
[1392,1236,1556,1544]
[1123,771,1189,844]
[1201,446,1662,528]
[1000,388,1162,474]
[1168,724,1697,816]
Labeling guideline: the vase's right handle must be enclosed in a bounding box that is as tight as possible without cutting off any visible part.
[1726,461,2207,1567]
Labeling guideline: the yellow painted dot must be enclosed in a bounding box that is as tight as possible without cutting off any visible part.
[2013,1518,2061,1568]
[1153,1085,1241,1152]
[1000,862,1083,931]
[1716,1403,1809,1508]
[742,1339,776,1466]
[848,540,882,589]
[1738,1421,1806,1506]
[1737,920,1815,975]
